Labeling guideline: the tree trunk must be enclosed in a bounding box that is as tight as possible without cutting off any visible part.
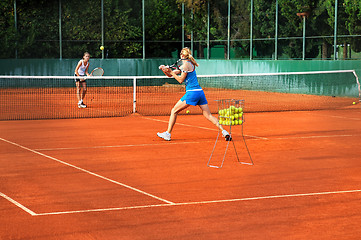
[322,41,327,59]
[322,41,331,59]
[343,42,348,59]
[198,43,204,58]
[224,44,227,59]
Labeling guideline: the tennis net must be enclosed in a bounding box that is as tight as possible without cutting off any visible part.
[0,70,360,120]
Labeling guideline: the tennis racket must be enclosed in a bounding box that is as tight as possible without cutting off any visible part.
[90,67,104,76]
[158,59,186,77]
[169,58,186,70]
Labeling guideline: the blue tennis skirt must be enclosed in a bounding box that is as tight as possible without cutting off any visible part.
[180,90,208,106]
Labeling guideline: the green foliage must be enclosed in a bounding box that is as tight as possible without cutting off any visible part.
[1,0,361,59]
[103,1,142,58]
[278,0,333,59]
[144,0,181,57]
[253,0,276,58]
[344,0,361,52]
[0,0,17,58]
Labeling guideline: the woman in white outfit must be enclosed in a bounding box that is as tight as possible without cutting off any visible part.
[74,52,90,108]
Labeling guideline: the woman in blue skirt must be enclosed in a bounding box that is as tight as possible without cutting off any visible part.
[157,47,230,141]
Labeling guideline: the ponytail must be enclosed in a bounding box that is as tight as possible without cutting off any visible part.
[181,48,199,67]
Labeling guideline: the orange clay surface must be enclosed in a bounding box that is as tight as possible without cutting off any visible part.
[1,108,361,239]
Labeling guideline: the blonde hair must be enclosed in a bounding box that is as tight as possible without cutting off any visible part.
[180,48,199,67]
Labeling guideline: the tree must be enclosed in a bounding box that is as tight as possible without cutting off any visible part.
[278,0,332,59]
[177,0,209,58]
[104,0,142,58]
[0,0,59,58]
[344,0,361,53]
[325,0,350,59]
[253,0,276,59]
[145,0,182,58]
[179,0,251,59]
[1,0,361,59]
[0,0,17,58]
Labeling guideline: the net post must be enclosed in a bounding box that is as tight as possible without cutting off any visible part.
[352,70,361,100]
[133,77,137,114]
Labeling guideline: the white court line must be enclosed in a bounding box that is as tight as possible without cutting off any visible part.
[0,137,174,205]
[142,116,268,140]
[0,192,36,216]
[143,117,355,141]
[316,114,361,121]
[305,112,361,121]
[265,134,354,141]
[34,134,356,151]
[33,189,361,216]
[34,141,203,151]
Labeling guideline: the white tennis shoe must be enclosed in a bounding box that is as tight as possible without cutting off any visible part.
[222,130,231,141]
[78,103,87,108]
[157,131,171,141]
[78,100,87,108]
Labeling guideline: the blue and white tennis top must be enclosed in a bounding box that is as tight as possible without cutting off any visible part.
[181,61,202,92]
[75,60,89,76]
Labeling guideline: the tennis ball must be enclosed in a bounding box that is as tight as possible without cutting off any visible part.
[235,120,239,125]
[230,115,234,120]
[235,108,239,113]
[238,107,243,113]
[239,120,243,125]
[353,102,356,105]
[100,46,104,50]
[231,121,235,125]
[234,113,239,119]
[219,120,223,125]
[186,110,190,114]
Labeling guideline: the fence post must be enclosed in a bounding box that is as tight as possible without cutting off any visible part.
[59,0,62,59]
[250,0,253,60]
[275,0,278,60]
[14,0,18,59]
[302,16,306,60]
[182,3,185,49]
[191,9,194,53]
[227,0,230,60]
[207,1,210,59]
[101,0,104,59]
[333,0,338,60]
[142,0,145,59]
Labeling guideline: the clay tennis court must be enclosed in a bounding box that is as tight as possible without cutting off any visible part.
[1,106,361,239]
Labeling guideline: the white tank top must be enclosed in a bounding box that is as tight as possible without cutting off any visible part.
[76,60,89,76]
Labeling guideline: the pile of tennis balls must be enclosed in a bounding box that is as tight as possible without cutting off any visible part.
[218,105,243,126]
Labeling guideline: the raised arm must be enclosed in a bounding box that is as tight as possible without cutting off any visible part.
[170,70,187,84]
